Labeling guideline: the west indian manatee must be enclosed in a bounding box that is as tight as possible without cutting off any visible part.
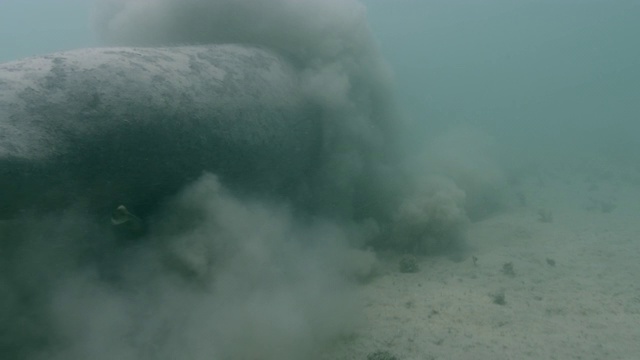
[0,44,322,220]
[0,2,416,359]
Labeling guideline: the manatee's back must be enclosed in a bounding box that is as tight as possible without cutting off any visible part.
[0,45,321,218]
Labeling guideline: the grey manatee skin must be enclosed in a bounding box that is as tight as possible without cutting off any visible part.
[0,44,321,219]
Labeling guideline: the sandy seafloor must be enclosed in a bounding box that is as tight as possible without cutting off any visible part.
[325,163,640,360]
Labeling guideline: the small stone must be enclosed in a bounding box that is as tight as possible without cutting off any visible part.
[491,290,506,305]
[501,262,515,276]
[367,350,398,360]
[399,255,419,273]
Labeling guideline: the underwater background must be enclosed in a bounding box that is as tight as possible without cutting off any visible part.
[1,0,639,359]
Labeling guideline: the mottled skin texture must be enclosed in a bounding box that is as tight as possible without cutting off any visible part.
[0,45,321,218]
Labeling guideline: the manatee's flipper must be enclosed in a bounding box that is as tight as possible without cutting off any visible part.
[111,205,144,236]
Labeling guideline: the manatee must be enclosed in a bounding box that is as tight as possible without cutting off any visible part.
[0,44,322,219]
